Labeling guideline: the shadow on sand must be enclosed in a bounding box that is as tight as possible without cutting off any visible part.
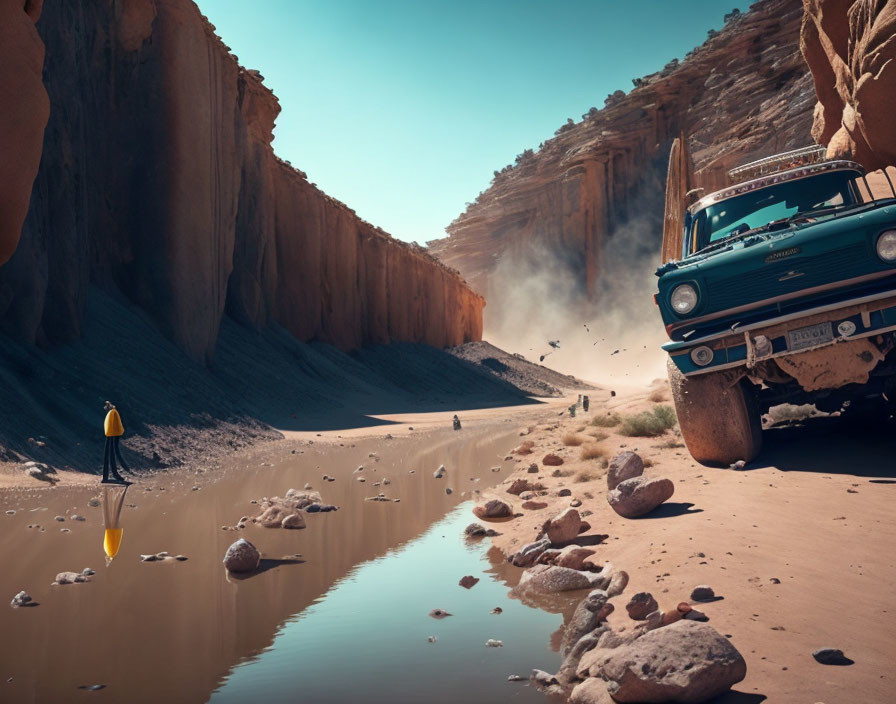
[638,502,703,518]
[227,558,305,581]
[753,415,896,478]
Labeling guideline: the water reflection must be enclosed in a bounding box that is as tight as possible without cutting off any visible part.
[102,484,129,566]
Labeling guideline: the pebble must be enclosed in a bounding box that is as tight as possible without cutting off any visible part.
[54,516,65,522]
[429,609,452,619]
[5,510,15,516]
[485,639,504,647]
[507,675,524,682]
[71,515,85,521]
[433,465,447,479]
[427,636,437,643]
[491,607,503,614]
[812,648,852,665]
[10,591,34,608]
[87,498,100,507]
[445,488,453,495]
[691,585,716,602]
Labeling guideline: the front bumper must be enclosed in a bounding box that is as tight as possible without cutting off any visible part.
[664,290,896,376]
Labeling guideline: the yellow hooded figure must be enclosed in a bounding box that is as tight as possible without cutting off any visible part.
[102,401,130,484]
[102,485,129,565]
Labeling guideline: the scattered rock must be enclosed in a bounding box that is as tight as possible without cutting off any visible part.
[522,500,548,510]
[87,498,100,507]
[690,585,716,602]
[530,669,559,687]
[5,510,15,515]
[510,537,551,567]
[555,545,596,570]
[429,608,452,619]
[558,488,572,497]
[486,639,503,647]
[626,592,659,620]
[281,513,306,529]
[491,607,503,614]
[473,498,513,521]
[600,620,747,703]
[507,674,524,682]
[562,589,613,654]
[303,483,312,490]
[527,463,539,473]
[434,465,447,479]
[71,515,85,522]
[507,478,543,495]
[730,460,746,470]
[607,451,644,490]
[53,572,89,585]
[607,476,675,518]
[544,508,582,544]
[81,568,95,576]
[445,488,453,495]
[54,516,65,522]
[427,635,437,643]
[459,575,479,589]
[10,591,34,608]
[812,648,853,665]
[543,454,564,466]
[223,538,261,573]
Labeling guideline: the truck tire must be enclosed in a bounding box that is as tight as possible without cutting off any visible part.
[667,358,762,466]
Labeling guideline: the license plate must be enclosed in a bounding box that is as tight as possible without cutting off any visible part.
[787,321,833,351]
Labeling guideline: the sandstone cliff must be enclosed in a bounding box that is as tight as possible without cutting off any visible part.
[801,0,896,170]
[428,0,815,302]
[0,0,482,362]
[0,0,48,267]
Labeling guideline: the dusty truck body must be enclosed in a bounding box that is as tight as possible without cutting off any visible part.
[656,145,896,465]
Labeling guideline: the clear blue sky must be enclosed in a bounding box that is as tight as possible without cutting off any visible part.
[197,0,738,243]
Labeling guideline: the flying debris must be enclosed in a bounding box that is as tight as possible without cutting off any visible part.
[611,349,620,356]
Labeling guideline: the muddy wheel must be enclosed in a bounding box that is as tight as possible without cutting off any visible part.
[667,358,762,466]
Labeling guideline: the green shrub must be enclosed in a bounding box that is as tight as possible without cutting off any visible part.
[618,405,678,437]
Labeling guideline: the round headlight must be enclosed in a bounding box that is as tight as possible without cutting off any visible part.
[690,346,714,367]
[877,230,896,262]
[670,283,698,315]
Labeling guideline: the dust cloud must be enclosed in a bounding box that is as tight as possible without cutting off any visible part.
[483,213,669,389]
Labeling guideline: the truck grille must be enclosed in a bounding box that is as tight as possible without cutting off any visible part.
[705,244,870,313]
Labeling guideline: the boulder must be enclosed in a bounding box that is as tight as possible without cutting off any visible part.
[510,537,551,567]
[555,545,596,570]
[519,564,597,593]
[562,589,613,654]
[570,677,615,704]
[473,498,512,521]
[607,451,644,490]
[545,508,582,544]
[626,592,658,620]
[458,575,479,589]
[53,571,88,585]
[812,647,853,665]
[607,476,674,518]
[223,538,260,573]
[600,620,747,703]
[543,454,564,466]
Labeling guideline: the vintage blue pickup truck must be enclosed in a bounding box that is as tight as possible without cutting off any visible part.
[656,145,896,465]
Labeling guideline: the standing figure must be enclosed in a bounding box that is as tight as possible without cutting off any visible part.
[452,414,462,431]
[569,404,576,418]
[102,401,131,484]
[582,395,590,412]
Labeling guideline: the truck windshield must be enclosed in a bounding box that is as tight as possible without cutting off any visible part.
[691,170,857,251]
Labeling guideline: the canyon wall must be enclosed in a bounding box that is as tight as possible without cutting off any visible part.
[801,0,896,170]
[428,0,815,301]
[0,0,48,267]
[0,0,482,362]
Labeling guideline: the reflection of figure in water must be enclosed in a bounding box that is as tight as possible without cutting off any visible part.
[102,401,131,484]
[102,484,130,566]
[452,414,462,431]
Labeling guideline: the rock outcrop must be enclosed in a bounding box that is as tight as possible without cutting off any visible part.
[0,0,482,359]
[801,0,896,170]
[428,0,813,305]
[0,0,49,267]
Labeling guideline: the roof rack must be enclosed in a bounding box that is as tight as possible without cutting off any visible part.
[728,145,828,183]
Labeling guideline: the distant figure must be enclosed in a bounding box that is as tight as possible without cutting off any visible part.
[102,401,131,484]
[453,414,462,431]
[582,395,590,412]
[577,394,582,407]
[568,404,576,418]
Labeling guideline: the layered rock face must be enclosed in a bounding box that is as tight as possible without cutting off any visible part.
[0,0,49,267]
[801,0,896,170]
[428,0,814,301]
[0,0,482,360]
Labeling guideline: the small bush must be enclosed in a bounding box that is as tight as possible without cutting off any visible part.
[563,432,586,447]
[591,413,620,428]
[642,458,654,468]
[588,429,609,442]
[648,388,667,403]
[574,468,599,482]
[580,443,607,461]
[618,405,678,437]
